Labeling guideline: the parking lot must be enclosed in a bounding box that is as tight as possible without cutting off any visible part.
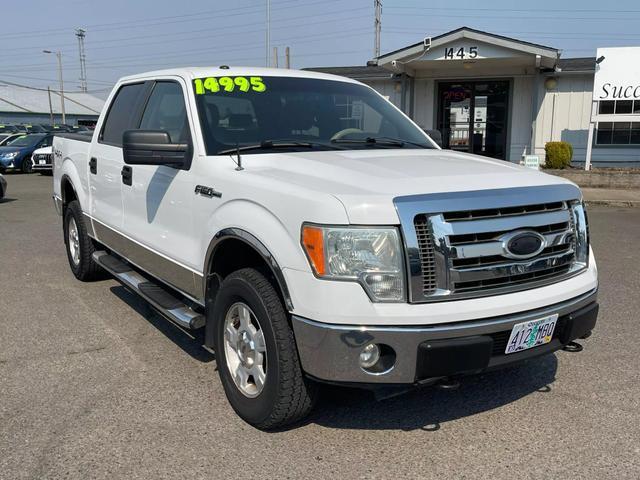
[1,173,639,479]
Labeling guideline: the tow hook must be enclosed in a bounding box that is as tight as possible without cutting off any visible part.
[435,377,461,390]
[562,341,583,352]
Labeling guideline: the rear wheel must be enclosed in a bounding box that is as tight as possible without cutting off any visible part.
[63,200,103,281]
[213,268,316,430]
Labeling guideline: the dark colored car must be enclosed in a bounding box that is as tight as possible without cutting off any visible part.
[22,124,48,133]
[0,133,53,173]
[0,125,19,133]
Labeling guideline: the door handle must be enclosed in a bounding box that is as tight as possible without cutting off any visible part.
[121,165,132,186]
[89,157,97,174]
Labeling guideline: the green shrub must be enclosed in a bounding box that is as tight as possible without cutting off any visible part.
[544,141,572,169]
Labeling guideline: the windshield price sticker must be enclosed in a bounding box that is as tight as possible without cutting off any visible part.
[194,76,266,94]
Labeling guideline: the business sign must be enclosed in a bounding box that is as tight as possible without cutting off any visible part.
[593,47,640,100]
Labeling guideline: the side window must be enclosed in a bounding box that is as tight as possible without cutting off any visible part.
[100,82,147,146]
[139,82,190,143]
[39,136,53,148]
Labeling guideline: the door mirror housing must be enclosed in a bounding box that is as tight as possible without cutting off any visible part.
[122,130,191,168]
[422,128,443,148]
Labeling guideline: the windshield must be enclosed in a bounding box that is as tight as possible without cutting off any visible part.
[7,134,44,147]
[193,76,434,155]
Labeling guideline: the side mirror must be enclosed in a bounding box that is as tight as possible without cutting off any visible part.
[122,130,190,168]
[422,128,443,148]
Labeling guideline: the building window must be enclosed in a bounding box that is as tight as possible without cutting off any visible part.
[598,99,640,115]
[596,121,640,145]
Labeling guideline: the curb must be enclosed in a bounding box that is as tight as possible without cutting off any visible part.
[585,199,640,208]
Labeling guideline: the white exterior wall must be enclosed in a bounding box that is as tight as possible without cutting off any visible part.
[533,73,640,166]
[363,71,640,167]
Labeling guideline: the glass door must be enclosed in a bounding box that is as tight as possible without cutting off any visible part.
[438,80,509,159]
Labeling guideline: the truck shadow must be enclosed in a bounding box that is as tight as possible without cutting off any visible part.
[108,283,558,431]
[109,285,215,363]
[305,355,558,431]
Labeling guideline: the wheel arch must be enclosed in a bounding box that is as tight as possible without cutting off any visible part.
[203,228,294,348]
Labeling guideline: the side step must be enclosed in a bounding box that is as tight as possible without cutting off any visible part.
[93,251,205,330]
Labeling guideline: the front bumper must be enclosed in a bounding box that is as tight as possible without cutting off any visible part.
[292,288,598,384]
[32,163,52,171]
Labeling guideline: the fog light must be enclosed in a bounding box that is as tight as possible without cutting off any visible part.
[359,343,380,369]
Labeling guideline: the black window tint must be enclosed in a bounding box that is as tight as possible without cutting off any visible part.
[139,82,189,143]
[598,100,615,114]
[596,122,613,144]
[615,100,633,114]
[39,136,52,147]
[612,122,631,144]
[631,122,640,144]
[101,83,146,146]
[633,100,640,114]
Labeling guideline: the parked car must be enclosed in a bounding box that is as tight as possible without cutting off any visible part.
[0,133,24,146]
[0,173,6,200]
[0,125,19,133]
[22,124,48,133]
[31,145,53,175]
[0,133,53,173]
[53,67,598,430]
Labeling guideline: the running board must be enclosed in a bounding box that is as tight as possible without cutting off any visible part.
[93,251,205,330]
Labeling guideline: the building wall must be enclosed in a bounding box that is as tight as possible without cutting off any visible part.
[534,74,640,167]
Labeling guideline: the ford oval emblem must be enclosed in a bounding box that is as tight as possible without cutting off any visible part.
[500,230,546,260]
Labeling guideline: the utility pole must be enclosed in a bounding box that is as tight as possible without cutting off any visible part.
[273,47,278,68]
[374,0,382,58]
[266,0,271,67]
[285,46,290,69]
[47,86,54,124]
[76,28,87,92]
[43,50,65,124]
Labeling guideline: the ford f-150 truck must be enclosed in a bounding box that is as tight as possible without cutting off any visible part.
[52,67,598,430]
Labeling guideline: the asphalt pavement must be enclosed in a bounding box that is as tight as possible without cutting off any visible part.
[1,173,639,479]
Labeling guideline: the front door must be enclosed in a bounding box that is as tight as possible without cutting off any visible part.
[437,80,509,159]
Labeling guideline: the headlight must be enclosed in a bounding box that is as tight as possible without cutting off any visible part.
[570,201,589,267]
[301,225,406,302]
[2,152,18,159]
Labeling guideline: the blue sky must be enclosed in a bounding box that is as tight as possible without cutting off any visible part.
[3,0,640,95]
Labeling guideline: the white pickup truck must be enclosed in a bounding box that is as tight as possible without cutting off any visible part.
[53,67,598,429]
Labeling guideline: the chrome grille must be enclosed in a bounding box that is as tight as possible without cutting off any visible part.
[414,216,437,294]
[395,185,589,303]
[33,153,52,163]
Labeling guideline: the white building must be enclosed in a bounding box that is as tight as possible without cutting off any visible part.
[309,27,640,167]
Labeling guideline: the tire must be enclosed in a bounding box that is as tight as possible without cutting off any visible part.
[63,200,103,281]
[213,268,316,430]
[21,157,33,174]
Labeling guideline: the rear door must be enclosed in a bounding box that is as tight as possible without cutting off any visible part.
[89,82,151,232]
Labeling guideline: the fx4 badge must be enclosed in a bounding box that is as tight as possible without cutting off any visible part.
[195,185,222,198]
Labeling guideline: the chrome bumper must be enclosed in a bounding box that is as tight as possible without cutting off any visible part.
[52,195,63,216]
[291,288,598,384]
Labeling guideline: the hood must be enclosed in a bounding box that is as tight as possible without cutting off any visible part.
[32,146,52,154]
[241,149,575,224]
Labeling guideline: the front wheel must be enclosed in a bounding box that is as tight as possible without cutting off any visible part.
[21,158,33,173]
[213,268,316,430]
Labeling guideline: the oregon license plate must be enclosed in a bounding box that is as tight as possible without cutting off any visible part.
[505,314,558,354]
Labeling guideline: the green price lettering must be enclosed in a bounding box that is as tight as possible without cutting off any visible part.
[193,76,266,94]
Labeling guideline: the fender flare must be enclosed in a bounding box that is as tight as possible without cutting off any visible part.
[60,173,79,207]
[204,227,293,311]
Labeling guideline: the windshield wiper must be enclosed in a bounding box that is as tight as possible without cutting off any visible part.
[217,139,342,155]
[331,136,430,148]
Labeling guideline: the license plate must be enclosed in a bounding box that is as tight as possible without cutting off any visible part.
[505,314,558,354]
[39,159,46,165]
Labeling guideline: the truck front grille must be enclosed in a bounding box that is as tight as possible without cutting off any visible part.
[395,186,589,303]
